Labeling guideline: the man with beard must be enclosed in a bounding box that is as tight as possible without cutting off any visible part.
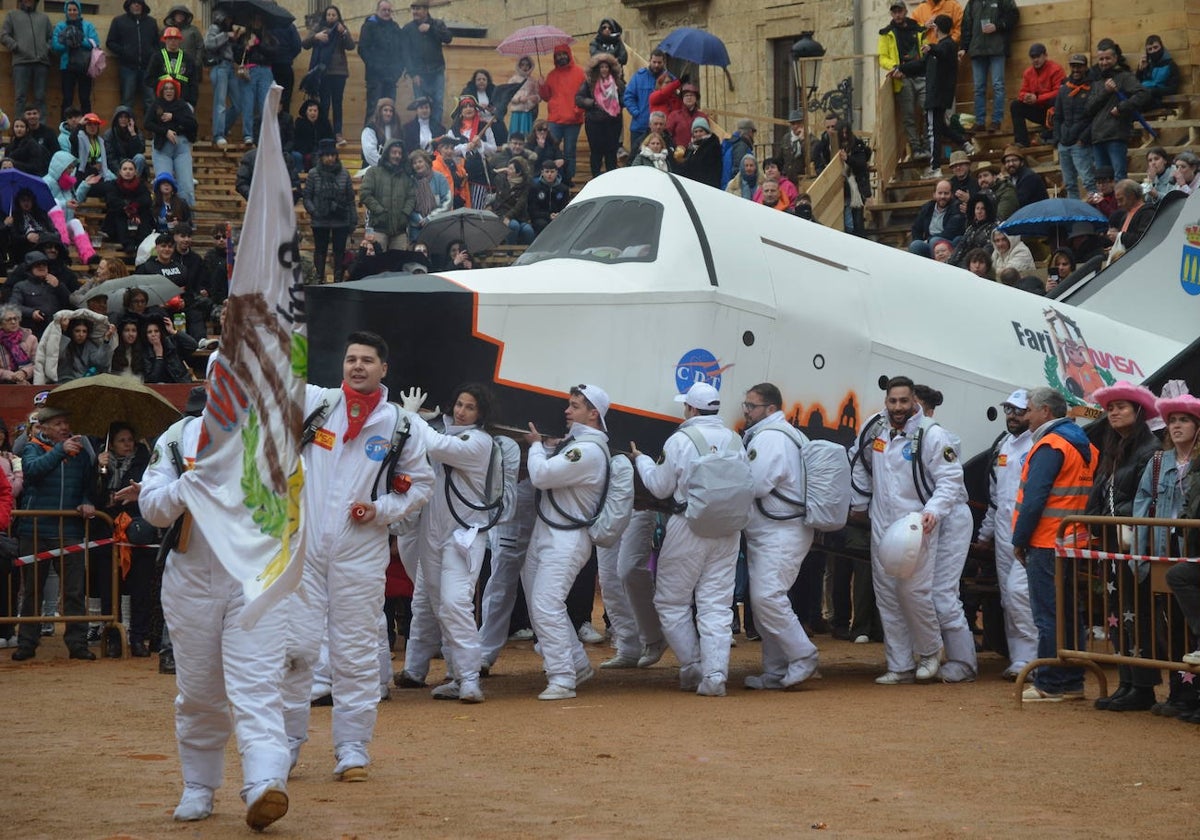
[975,390,1037,680]
[1001,144,1049,209]
[624,49,672,155]
[908,179,965,257]
[848,376,968,685]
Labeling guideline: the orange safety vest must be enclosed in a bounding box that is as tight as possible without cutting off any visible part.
[1013,432,1098,549]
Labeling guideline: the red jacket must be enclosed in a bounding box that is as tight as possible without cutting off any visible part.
[649,77,683,118]
[666,105,708,149]
[539,51,586,125]
[386,539,414,598]
[1019,60,1066,107]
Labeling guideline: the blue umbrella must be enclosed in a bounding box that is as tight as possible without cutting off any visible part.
[998,197,1109,236]
[0,168,55,215]
[657,27,730,68]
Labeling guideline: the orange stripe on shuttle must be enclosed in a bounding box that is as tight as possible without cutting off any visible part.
[442,276,680,425]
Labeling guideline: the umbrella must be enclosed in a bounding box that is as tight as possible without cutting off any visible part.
[83,275,185,318]
[213,0,294,27]
[44,374,182,438]
[657,27,730,68]
[998,198,1109,237]
[0,168,55,215]
[416,209,509,258]
[496,24,574,57]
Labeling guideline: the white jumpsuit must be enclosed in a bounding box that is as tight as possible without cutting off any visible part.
[849,409,967,676]
[977,429,1037,670]
[140,417,291,798]
[931,430,979,682]
[524,423,609,691]
[634,415,744,690]
[743,412,820,686]
[402,416,493,688]
[597,509,661,660]
[282,385,433,756]
[479,475,535,668]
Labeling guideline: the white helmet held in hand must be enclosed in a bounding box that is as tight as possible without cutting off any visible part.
[879,512,925,579]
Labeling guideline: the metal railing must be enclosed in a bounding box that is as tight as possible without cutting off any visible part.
[2,510,126,657]
[1014,513,1200,707]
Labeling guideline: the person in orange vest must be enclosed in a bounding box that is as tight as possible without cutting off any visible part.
[432,134,470,209]
[1012,386,1098,702]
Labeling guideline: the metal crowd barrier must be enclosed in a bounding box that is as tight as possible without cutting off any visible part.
[1015,513,1200,707]
[1,510,124,657]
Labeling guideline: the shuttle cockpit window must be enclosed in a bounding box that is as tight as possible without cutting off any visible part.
[515,198,662,265]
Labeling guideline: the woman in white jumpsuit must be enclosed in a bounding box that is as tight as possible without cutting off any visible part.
[138,415,290,830]
[402,384,496,703]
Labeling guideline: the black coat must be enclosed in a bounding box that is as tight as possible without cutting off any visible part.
[678,134,722,188]
[528,177,570,231]
[910,199,966,242]
[924,36,959,110]
[145,97,197,148]
[106,8,158,70]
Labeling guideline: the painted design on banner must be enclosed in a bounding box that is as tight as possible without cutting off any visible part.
[1181,224,1200,296]
[674,348,732,393]
[1010,307,1152,408]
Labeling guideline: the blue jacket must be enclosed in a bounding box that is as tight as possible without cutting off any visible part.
[1133,451,1183,557]
[1135,48,1181,95]
[19,435,97,538]
[623,66,672,133]
[51,2,99,72]
[1011,418,1092,550]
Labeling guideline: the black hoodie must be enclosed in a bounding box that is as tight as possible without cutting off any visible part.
[589,18,627,66]
[103,106,146,173]
[106,0,159,70]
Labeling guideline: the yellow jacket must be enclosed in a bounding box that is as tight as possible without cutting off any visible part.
[878,20,927,93]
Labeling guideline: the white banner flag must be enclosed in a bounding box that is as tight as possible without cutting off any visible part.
[177,85,306,629]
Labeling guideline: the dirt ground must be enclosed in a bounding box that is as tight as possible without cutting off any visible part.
[4,617,1200,840]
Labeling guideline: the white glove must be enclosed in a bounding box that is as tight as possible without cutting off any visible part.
[400,387,427,414]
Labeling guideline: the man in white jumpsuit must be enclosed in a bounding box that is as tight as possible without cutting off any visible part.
[631,382,745,697]
[848,376,968,685]
[975,389,1037,679]
[741,382,820,690]
[282,331,433,781]
[523,384,612,701]
[478,470,533,671]
[135,395,290,830]
[597,508,666,669]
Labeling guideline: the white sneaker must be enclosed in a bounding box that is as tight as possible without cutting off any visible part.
[962,140,978,155]
[600,653,640,669]
[430,680,460,700]
[538,683,576,701]
[458,679,484,703]
[1183,650,1200,665]
[577,621,605,644]
[215,137,228,149]
[853,635,870,644]
[696,676,726,697]
[638,640,667,668]
[743,673,784,690]
[915,654,941,681]
[379,683,391,701]
[243,779,288,831]
[875,671,916,685]
[575,664,595,686]
[507,628,534,642]
[921,166,943,180]
[173,782,214,821]
[333,741,369,781]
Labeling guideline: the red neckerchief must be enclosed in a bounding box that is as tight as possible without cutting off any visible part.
[1066,81,1090,97]
[342,382,383,442]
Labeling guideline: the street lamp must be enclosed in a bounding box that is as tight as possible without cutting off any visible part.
[791,31,825,177]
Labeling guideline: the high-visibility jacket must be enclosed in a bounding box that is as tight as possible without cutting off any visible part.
[1014,433,1097,549]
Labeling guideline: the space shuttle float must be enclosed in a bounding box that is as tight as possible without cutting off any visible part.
[307,168,1188,455]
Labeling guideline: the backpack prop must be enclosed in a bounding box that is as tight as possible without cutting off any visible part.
[444,435,507,532]
[675,426,754,538]
[537,437,634,548]
[751,424,851,532]
[850,412,941,504]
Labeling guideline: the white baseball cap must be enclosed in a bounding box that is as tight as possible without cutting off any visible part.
[1002,389,1029,410]
[674,381,721,411]
[576,383,610,430]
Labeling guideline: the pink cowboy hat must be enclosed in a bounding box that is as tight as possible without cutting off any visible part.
[1156,393,1200,421]
[1091,380,1160,419]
